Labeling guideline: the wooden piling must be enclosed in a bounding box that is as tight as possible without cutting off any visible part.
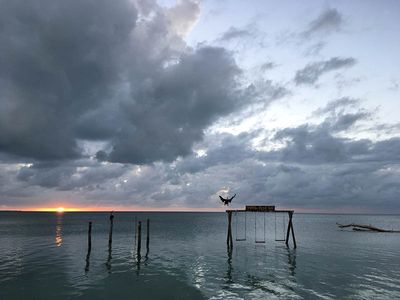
[227,211,233,248]
[137,221,142,257]
[108,212,114,248]
[285,212,291,247]
[88,221,92,252]
[290,212,297,248]
[285,211,296,248]
[85,221,92,272]
[134,216,137,248]
[146,219,150,254]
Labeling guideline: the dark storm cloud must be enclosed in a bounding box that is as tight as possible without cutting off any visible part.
[302,8,343,38]
[294,57,356,85]
[104,46,242,164]
[0,0,249,164]
[0,0,137,160]
[16,159,128,190]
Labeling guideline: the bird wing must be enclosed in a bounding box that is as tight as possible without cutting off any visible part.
[219,195,225,202]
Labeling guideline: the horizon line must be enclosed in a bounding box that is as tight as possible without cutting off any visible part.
[1,209,399,215]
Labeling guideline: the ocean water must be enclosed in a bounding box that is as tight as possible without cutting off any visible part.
[1,212,400,299]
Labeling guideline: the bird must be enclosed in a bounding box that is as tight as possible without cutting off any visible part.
[219,194,236,206]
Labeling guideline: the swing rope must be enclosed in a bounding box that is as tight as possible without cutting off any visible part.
[235,211,247,241]
[275,212,286,242]
[255,212,266,243]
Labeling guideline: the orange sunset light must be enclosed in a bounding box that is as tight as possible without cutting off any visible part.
[33,207,82,212]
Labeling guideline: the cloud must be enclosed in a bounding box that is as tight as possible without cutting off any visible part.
[166,0,201,36]
[0,0,246,164]
[16,159,128,190]
[294,57,356,85]
[219,26,253,41]
[313,97,360,116]
[302,8,343,39]
[260,62,277,71]
[303,42,326,56]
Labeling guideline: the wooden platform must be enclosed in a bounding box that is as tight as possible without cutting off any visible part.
[226,205,293,213]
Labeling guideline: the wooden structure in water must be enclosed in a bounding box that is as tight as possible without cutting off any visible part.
[226,205,297,248]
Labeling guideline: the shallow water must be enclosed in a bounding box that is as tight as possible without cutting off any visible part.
[1,212,400,299]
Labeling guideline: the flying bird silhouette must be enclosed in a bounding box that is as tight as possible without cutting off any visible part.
[219,194,236,206]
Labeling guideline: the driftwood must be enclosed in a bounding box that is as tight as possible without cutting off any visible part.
[336,223,400,233]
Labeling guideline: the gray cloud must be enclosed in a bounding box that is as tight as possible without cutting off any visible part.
[304,42,326,56]
[219,26,253,41]
[294,57,356,85]
[260,62,277,71]
[3,111,400,212]
[0,0,248,165]
[16,159,129,191]
[313,97,360,116]
[302,8,343,39]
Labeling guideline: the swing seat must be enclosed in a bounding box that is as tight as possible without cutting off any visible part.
[255,240,266,243]
[235,238,246,241]
[274,239,286,242]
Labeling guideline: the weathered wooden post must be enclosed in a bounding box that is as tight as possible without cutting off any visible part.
[146,218,150,255]
[137,221,142,257]
[134,216,137,248]
[290,212,297,248]
[85,221,92,272]
[227,211,233,248]
[87,221,92,252]
[108,212,114,248]
[285,211,296,248]
[285,212,291,247]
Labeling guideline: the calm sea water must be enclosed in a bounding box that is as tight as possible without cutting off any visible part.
[1,212,400,299]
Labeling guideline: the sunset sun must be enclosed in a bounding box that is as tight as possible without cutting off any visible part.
[56,207,65,213]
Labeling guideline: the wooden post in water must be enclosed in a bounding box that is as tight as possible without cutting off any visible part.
[227,211,233,248]
[290,212,297,248]
[285,211,296,248]
[285,212,291,247]
[137,221,142,257]
[134,216,137,248]
[88,221,92,252]
[108,212,114,248]
[85,221,92,272]
[146,219,150,255]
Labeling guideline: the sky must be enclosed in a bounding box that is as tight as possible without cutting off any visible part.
[0,0,399,213]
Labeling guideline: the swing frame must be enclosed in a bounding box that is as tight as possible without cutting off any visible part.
[226,205,297,248]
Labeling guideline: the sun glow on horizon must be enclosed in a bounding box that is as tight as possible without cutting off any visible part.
[32,207,82,212]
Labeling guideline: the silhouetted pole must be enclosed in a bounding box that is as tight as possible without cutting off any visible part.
[88,221,92,252]
[134,216,137,248]
[137,221,142,257]
[290,213,297,248]
[227,211,233,249]
[285,212,291,247]
[108,212,114,248]
[285,211,296,248]
[85,221,92,272]
[146,219,150,255]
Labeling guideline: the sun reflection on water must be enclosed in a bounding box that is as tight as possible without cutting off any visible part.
[55,215,63,247]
